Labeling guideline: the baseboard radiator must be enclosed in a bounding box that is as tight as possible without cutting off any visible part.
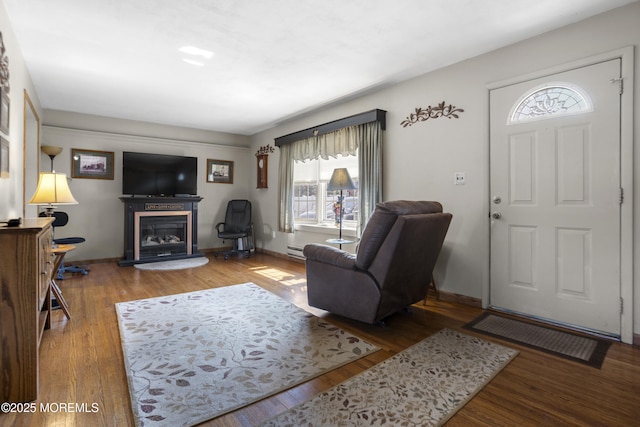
[287,245,305,261]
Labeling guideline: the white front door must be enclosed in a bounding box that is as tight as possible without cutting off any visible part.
[489,59,621,336]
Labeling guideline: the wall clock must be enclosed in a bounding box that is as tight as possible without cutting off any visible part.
[256,154,268,188]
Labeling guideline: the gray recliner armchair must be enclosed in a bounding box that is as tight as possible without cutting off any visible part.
[303,200,452,324]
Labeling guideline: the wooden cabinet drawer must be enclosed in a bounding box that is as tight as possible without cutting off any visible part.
[38,227,53,310]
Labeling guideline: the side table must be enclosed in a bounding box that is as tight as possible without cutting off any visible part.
[51,244,74,319]
[325,238,355,250]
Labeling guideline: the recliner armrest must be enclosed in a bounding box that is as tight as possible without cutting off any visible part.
[303,243,356,270]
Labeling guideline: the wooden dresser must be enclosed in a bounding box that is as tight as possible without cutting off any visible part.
[0,218,53,402]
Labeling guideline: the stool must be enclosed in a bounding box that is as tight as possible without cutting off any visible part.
[54,237,88,279]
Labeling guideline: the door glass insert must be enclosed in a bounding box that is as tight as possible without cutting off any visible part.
[509,83,592,124]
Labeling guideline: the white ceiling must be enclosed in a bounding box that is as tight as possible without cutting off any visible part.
[3,0,636,135]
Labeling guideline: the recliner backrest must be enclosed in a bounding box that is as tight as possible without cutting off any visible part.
[355,200,443,270]
[351,201,452,321]
[370,212,451,285]
[371,210,451,320]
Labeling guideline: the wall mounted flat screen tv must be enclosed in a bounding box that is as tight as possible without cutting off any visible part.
[122,151,198,196]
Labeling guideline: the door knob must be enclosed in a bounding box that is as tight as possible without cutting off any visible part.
[492,196,502,204]
[491,212,502,220]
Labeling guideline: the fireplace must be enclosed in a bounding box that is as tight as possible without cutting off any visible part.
[119,196,203,266]
[136,212,191,260]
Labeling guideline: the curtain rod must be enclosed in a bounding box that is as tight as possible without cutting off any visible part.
[274,109,386,147]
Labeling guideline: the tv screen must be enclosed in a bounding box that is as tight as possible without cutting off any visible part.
[122,151,198,196]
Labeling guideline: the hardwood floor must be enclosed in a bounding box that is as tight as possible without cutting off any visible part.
[2,253,639,426]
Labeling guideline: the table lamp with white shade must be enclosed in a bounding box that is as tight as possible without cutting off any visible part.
[28,172,78,217]
[29,145,78,217]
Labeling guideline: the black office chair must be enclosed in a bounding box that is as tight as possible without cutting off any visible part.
[39,211,88,279]
[214,200,253,260]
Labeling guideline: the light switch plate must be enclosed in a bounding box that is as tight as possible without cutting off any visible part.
[454,172,465,185]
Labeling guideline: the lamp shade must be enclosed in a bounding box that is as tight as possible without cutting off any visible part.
[28,172,78,205]
[327,168,356,191]
[40,145,63,157]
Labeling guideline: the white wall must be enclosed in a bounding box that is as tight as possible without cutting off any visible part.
[40,113,251,261]
[0,2,42,220]
[249,3,640,334]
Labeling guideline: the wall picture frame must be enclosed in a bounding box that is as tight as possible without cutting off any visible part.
[207,159,234,184]
[0,89,9,135]
[0,136,9,178]
[71,148,114,179]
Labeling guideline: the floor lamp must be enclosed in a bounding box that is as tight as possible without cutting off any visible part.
[41,145,63,171]
[327,168,356,246]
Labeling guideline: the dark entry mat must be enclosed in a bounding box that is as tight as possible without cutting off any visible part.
[464,312,612,368]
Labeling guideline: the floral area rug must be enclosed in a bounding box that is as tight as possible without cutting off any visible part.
[115,283,378,427]
[260,328,518,427]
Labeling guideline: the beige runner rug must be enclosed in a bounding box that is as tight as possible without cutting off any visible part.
[260,328,518,426]
[115,283,378,427]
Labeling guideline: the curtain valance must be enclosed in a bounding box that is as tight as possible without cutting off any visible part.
[274,109,386,147]
[288,124,361,162]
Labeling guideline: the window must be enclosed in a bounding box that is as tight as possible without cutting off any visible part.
[510,83,592,124]
[293,153,359,227]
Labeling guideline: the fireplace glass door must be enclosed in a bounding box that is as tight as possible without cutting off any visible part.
[137,213,191,260]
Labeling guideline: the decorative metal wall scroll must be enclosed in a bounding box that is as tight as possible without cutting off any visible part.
[400,101,464,127]
[256,144,275,156]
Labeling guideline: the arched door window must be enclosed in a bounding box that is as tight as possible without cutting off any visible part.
[509,83,592,124]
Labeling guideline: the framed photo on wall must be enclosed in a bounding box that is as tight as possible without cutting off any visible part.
[0,136,9,178]
[0,89,9,135]
[71,148,114,179]
[207,159,234,184]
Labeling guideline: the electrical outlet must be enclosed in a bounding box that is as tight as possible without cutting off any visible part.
[454,172,466,185]
[272,230,276,238]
